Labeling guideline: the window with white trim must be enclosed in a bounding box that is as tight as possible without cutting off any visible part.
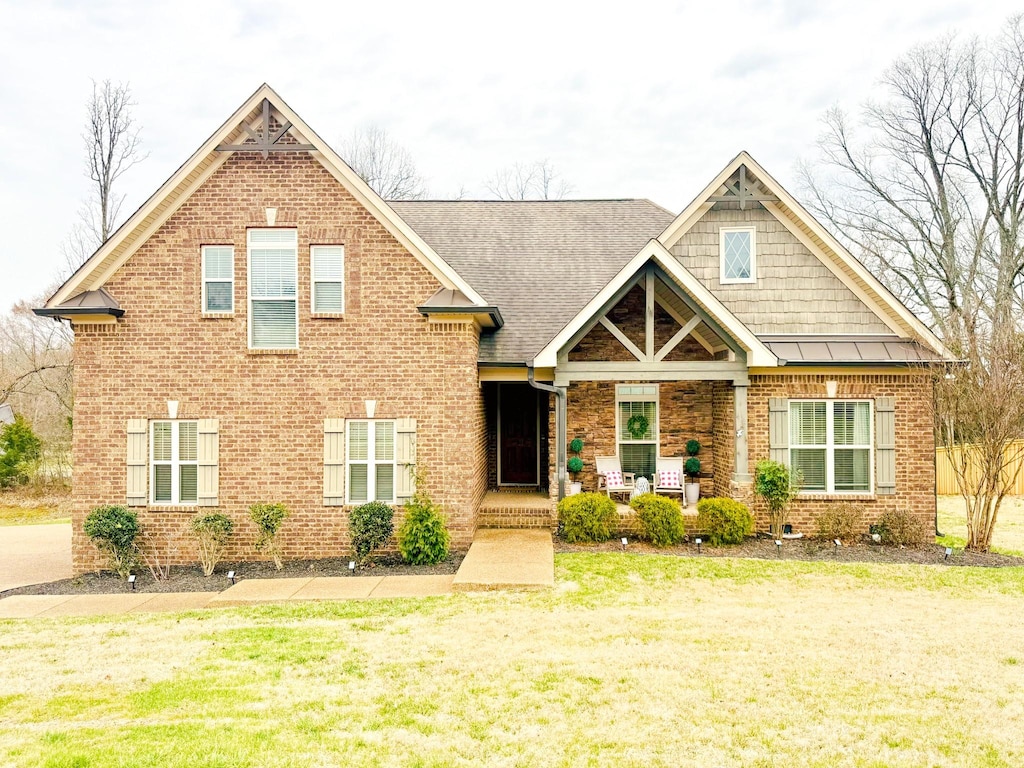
[151,420,198,505]
[720,226,756,283]
[202,246,234,313]
[616,384,658,481]
[347,420,396,503]
[311,245,344,313]
[248,229,298,348]
[790,400,872,493]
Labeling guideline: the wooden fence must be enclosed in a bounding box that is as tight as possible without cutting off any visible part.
[935,440,1024,495]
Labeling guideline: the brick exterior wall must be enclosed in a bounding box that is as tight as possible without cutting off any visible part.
[70,151,486,574]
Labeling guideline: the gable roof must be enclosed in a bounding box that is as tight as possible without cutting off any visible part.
[391,200,675,363]
[658,151,950,358]
[43,84,487,312]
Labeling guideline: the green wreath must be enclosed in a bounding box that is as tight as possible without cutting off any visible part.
[626,413,649,439]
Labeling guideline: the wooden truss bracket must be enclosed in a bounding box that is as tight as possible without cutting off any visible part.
[707,164,779,209]
[216,98,315,158]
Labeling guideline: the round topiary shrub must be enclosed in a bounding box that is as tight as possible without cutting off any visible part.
[567,456,584,474]
[190,512,234,577]
[350,501,395,563]
[557,492,617,543]
[569,438,584,454]
[83,504,140,578]
[630,492,686,546]
[684,456,701,478]
[686,439,701,456]
[696,497,754,546]
[398,486,450,565]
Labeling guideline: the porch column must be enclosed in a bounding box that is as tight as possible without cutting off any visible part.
[733,382,751,483]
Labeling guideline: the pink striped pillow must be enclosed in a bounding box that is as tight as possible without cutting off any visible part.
[659,469,681,488]
[605,470,623,487]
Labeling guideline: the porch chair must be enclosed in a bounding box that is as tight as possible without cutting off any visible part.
[595,455,635,499]
[653,456,685,496]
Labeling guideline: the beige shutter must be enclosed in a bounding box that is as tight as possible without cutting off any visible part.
[875,397,896,495]
[768,398,789,465]
[324,418,346,505]
[127,419,148,507]
[197,419,219,507]
[395,418,417,503]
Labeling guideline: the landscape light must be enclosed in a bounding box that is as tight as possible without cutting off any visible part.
[621,537,628,550]
[128,574,136,591]
[227,570,236,585]
[945,547,953,561]
[775,539,782,555]
[349,561,356,574]
[695,537,702,554]
[834,539,842,550]
[871,533,882,543]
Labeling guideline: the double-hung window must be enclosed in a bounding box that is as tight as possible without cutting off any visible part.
[311,246,344,313]
[202,246,234,313]
[720,226,756,283]
[151,420,198,505]
[616,384,658,481]
[248,229,298,348]
[790,401,872,493]
[347,420,396,503]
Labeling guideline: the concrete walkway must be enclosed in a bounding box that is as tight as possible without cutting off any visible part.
[0,523,72,591]
[0,527,554,618]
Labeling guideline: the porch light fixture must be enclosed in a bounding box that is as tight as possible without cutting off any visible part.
[167,400,179,419]
[349,560,356,574]
[826,380,838,399]
[695,537,702,554]
[945,547,953,560]
[227,570,236,584]
[621,537,628,549]
[265,207,278,226]
[128,574,136,590]
[365,400,377,419]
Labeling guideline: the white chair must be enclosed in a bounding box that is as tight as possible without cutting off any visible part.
[595,455,635,499]
[653,456,684,496]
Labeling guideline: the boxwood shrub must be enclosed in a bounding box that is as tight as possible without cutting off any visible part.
[696,497,754,546]
[350,501,394,563]
[630,492,686,546]
[557,492,617,543]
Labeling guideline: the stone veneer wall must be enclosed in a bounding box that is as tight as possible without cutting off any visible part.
[71,151,486,574]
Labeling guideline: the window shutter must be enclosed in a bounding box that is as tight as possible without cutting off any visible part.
[768,398,789,465]
[875,397,896,495]
[197,419,219,506]
[395,418,417,503]
[126,419,148,507]
[324,418,346,506]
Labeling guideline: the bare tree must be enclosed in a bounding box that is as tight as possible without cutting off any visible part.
[802,17,1024,550]
[61,79,146,272]
[340,124,428,200]
[485,160,574,200]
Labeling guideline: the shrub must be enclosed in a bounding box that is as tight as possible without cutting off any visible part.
[630,493,686,546]
[815,503,863,543]
[696,497,754,546]
[754,459,801,538]
[557,492,617,543]
[876,509,927,547]
[350,501,394,563]
[398,486,450,565]
[569,438,584,454]
[249,502,289,569]
[83,505,139,578]
[0,415,42,488]
[686,439,701,456]
[684,456,701,479]
[567,456,584,475]
[191,513,234,577]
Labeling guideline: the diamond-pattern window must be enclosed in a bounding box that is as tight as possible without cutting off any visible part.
[721,228,754,282]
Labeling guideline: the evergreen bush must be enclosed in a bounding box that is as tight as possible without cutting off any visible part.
[630,492,686,546]
[350,501,394,563]
[696,497,754,546]
[557,492,617,543]
[83,504,140,578]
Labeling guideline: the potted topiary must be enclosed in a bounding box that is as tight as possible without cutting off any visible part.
[567,437,585,495]
[684,439,701,507]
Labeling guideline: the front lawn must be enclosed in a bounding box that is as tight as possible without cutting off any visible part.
[2,555,1023,767]
[937,494,1024,555]
[0,488,70,526]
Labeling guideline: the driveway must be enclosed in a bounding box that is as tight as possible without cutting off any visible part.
[0,523,72,592]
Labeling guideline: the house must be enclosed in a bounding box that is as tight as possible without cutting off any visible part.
[37,85,950,573]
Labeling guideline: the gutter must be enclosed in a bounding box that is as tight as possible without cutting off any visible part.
[528,366,566,500]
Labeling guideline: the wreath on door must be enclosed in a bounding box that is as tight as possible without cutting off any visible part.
[626,413,649,439]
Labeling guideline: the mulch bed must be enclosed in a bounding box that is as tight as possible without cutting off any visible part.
[556,534,1024,568]
[1,554,465,598]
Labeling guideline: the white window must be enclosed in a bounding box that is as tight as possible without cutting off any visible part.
[616,384,658,482]
[248,229,298,348]
[202,246,234,313]
[720,226,756,283]
[151,420,198,505]
[347,420,396,504]
[790,401,872,493]
[311,246,344,313]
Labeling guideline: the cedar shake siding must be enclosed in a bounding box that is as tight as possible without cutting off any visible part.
[71,151,485,573]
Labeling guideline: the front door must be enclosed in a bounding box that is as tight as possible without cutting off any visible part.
[499,384,539,485]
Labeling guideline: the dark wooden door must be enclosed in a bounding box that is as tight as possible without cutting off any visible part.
[499,384,538,485]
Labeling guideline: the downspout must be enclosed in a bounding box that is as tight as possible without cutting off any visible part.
[528,367,567,500]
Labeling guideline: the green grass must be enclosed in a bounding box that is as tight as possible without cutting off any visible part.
[0,505,69,526]
[2,554,1023,766]
[937,495,1024,555]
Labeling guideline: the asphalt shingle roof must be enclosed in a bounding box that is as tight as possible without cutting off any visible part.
[390,200,676,363]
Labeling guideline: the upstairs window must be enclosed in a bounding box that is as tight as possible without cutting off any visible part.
[311,245,344,313]
[151,420,198,505]
[202,246,234,313]
[248,229,298,348]
[720,226,756,284]
[790,400,872,493]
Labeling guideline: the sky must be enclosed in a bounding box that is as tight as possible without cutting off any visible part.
[0,0,1020,311]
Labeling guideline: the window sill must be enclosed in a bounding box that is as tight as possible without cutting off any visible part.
[147,505,199,513]
[798,493,875,501]
[310,312,345,319]
[202,312,234,319]
[248,348,299,355]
